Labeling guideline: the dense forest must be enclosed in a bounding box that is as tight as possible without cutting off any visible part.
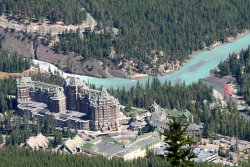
[0,78,17,113]
[54,29,112,60]
[31,70,65,87]
[198,105,250,141]
[109,78,250,141]
[0,0,86,24]
[1,1,250,74]
[0,49,31,113]
[1,111,73,147]
[109,78,214,111]
[0,147,249,167]
[51,0,250,73]
[0,49,31,73]
[81,0,250,63]
[218,46,250,105]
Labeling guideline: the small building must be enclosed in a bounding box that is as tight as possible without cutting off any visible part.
[82,132,161,160]
[186,123,203,137]
[129,120,147,131]
[165,108,193,123]
[148,102,170,130]
[62,135,85,154]
[24,133,49,150]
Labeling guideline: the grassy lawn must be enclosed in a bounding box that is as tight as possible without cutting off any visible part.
[124,107,147,117]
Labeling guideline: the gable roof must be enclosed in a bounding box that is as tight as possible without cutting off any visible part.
[165,108,192,119]
[64,135,85,153]
[26,133,49,150]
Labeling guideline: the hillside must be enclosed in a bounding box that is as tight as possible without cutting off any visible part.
[83,0,250,59]
[53,0,250,75]
[0,0,250,78]
[0,0,86,25]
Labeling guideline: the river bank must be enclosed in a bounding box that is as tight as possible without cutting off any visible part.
[184,29,250,66]
[1,23,249,80]
[33,31,250,89]
[146,29,250,78]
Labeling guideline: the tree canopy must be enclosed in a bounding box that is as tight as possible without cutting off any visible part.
[163,118,196,166]
[0,0,86,24]
[217,46,250,105]
[0,146,248,167]
[82,0,250,62]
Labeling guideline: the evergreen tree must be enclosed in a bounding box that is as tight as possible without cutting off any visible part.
[53,131,62,147]
[162,118,196,167]
[0,132,3,144]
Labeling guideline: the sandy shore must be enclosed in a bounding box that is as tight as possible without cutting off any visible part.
[129,73,149,79]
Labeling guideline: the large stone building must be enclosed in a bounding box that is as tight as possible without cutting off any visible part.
[16,76,121,130]
[17,76,66,113]
[65,77,121,130]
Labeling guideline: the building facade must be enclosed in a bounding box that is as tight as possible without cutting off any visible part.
[17,76,66,113]
[16,76,121,130]
[65,77,121,130]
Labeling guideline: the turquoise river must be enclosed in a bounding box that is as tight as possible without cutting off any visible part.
[34,32,250,90]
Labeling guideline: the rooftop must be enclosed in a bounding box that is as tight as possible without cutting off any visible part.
[26,133,49,150]
[82,132,161,158]
[165,108,192,119]
[193,148,218,162]
[18,101,48,112]
[64,135,85,153]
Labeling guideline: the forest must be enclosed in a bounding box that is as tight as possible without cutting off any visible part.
[1,110,74,147]
[0,146,249,167]
[31,70,65,87]
[0,49,31,73]
[0,78,17,113]
[0,49,31,113]
[1,1,249,73]
[54,29,112,60]
[51,0,250,72]
[81,0,250,63]
[109,78,214,112]
[0,0,86,24]
[109,77,250,141]
[217,46,250,105]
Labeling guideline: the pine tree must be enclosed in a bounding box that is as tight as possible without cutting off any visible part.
[162,118,196,167]
[0,132,3,144]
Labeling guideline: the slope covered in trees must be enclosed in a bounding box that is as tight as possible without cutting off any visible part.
[217,46,250,105]
[109,79,214,111]
[0,49,31,113]
[2,0,250,76]
[0,0,86,24]
[0,78,17,113]
[0,49,31,73]
[0,147,246,167]
[82,0,250,63]
[54,29,112,60]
